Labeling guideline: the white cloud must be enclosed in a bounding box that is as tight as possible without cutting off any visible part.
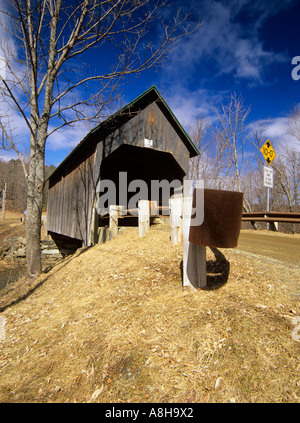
[252,116,300,152]
[167,88,213,129]
[46,120,91,151]
[0,150,18,161]
[233,38,283,82]
[163,0,288,86]
[263,117,289,139]
[167,86,300,155]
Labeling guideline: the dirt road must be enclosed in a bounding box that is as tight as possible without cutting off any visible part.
[237,230,300,266]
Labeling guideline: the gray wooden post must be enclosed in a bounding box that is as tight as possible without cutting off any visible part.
[98,227,109,243]
[182,184,207,289]
[150,200,158,216]
[169,196,183,246]
[109,205,119,239]
[138,200,150,237]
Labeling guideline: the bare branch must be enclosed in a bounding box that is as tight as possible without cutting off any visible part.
[0,117,28,179]
[288,105,300,142]
[210,92,251,192]
[0,77,34,138]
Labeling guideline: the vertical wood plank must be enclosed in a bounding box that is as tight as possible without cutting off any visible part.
[187,243,207,289]
[138,200,150,237]
[98,227,109,244]
[183,194,193,288]
[182,186,207,289]
[109,205,119,239]
[90,207,98,245]
[169,196,183,246]
[150,200,158,216]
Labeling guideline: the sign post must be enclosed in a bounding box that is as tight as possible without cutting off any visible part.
[260,140,276,231]
[264,166,273,230]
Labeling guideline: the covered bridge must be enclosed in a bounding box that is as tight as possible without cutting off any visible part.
[47,86,199,250]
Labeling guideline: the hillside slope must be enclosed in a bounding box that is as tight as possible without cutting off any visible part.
[0,228,299,403]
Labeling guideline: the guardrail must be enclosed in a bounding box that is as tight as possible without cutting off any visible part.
[242,212,300,224]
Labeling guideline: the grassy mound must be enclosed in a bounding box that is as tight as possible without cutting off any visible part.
[0,228,299,403]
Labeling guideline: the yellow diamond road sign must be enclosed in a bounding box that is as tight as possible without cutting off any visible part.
[260,139,276,166]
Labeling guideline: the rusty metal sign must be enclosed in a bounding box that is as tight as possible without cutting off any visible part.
[189,189,244,249]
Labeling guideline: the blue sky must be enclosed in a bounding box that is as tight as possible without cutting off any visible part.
[1,0,300,167]
[144,0,300,148]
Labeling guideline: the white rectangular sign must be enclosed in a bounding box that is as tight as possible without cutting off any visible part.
[264,166,273,188]
[144,138,153,148]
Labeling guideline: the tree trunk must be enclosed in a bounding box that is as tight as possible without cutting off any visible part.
[25,143,45,278]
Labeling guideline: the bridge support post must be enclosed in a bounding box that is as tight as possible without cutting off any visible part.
[138,200,150,238]
[109,205,124,239]
[182,184,207,289]
[169,196,183,246]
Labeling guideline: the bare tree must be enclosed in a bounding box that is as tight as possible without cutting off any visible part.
[189,116,211,182]
[190,93,259,229]
[211,92,251,195]
[289,106,300,143]
[272,145,300,212]
[190,94,252,196]
[0,0,200,277]
[190,126,230,190]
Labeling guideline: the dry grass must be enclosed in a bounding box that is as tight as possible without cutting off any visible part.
[0,228,299,403]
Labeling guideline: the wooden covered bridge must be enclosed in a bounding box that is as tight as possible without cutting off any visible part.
[47,86,199,252]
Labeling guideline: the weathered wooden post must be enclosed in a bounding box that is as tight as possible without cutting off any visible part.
[98,227,109,244]
[188,188,244,289]
[169,196,183,246]
[109,205,122,240]
[150,200,158,217]
[183,181,207,289]
[90,206,98,245]
[138,200,150,237]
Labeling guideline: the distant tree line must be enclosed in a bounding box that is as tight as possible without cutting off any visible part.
[0,158,55,212]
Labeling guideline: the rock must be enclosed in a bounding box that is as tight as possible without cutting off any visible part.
[41,249,62,258]
[0,236,62,261]
[18,237,26,245]
[15,248,26,258]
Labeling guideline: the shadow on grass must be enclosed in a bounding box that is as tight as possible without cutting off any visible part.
[206,247,230,290]
[180,246,230,290]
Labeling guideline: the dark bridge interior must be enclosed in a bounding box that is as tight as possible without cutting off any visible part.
[99,144,185,211]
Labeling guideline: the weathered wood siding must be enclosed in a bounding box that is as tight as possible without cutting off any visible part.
[101,102,190,174]
[47,147,97,246]
[47,87,198,246]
